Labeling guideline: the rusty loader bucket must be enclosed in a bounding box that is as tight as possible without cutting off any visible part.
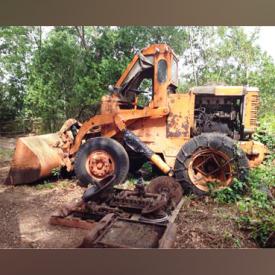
[5,133,64,185]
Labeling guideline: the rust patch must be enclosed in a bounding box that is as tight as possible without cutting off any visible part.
[145,176,183,209]
[5,134,63,185]
[86,150,115,180]
[187,148,233,192]
[81,216,169,248]
[182,116,189,138]
[167,114,189,138]
[167,114,181,137]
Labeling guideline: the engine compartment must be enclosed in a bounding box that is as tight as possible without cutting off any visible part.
[193,95,244,140]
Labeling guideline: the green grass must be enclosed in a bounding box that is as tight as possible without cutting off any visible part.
[211,164,274,246]
[35,180,56,190]
[236,164,275,246]
[35,179,73,190]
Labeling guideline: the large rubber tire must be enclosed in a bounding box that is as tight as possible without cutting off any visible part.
[202,122,232,136]
[74,137,129,187]
[174,133,249,196]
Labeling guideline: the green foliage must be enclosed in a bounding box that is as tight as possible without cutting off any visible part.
[35,180,55,190]
[211,159,275,247]
[13,26,186,131]
[182,27,262,86]
[210,178,247,204]
[25,30,83,131]
[142,162,153,173]
[253,126,275,152]
[51,167,61,178]
[238,124,275,246]
[1,26,275,134]
[0,27,34,121]
[258,113,275,135]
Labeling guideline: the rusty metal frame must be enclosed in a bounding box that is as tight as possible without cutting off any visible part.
[187,148,233,191]
[49,215,97,230]
[69,107,169,155]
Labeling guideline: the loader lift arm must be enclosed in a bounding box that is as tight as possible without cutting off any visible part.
[69,106,170,155]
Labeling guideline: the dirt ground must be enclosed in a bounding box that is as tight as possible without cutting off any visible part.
[0,137,87,248]
[0,136,257,248]
[174,197,256,248]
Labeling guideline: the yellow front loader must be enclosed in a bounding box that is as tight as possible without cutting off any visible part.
[6,44,267,195]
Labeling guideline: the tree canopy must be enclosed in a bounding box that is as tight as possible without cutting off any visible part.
[0,26,274,132]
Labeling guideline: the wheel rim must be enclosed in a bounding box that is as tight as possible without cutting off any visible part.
[86,150,115,180]
[187,148,233,192]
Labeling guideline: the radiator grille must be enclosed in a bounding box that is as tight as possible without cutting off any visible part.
[250,94,259,128]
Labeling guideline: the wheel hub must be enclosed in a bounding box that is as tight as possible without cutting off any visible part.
[188,148,233,192]
[86,150,115,179]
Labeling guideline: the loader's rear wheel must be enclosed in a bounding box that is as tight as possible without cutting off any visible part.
[174,133,249,195]
[74,137,129,187]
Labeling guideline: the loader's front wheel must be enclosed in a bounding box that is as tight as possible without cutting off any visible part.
[174,133,249,195]
[74,137,129,187]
